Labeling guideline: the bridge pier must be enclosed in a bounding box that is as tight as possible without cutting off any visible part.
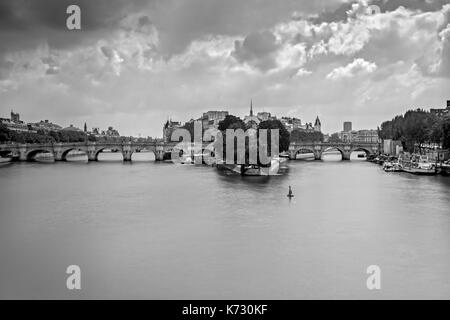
[87,150,97,161]
[122,142,133,161]
[54,153,65,161]
[288,150,296,160]
[18,145,27,161]
[155,146,165,161]
[122,150,133,161]
[342,151,351,160]
[53,145,65,161]
[314,151,322,160]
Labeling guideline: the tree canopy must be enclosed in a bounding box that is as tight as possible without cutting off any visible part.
[218,115,246,131]
[379,109,447,151]
[258,119,290,152]
[290,129,324,143]
[0,125,126,144]
[216,115,291,165]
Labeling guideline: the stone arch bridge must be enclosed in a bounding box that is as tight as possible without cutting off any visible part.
[1,141,380,162]
[289,142,380,160]
[0,141,185,162]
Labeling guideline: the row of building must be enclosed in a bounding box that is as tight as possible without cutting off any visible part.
[430,100,450,117]
[0,110,120,138]
[335,121,380,144]
[163,101,322,142]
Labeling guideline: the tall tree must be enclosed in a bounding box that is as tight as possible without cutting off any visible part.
[258,119,290,152]
[441,115,450,149]
[218,115,245,131]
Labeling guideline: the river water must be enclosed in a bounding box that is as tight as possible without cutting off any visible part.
[0,152,449,299]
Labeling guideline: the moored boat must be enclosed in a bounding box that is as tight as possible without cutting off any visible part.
[0,157,12,164]
[216,157,286,176]
[437,160,450,175]
[398,153,436,175]
[383,159,401,172]
[180,154,194,164]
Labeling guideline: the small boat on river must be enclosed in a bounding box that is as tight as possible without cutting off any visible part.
[398,153,437,175]
[217,157,286,176]
[440,160,450,175]
[383,160,401,172]
[0,157,12,164]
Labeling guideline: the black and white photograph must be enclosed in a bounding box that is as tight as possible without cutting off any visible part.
[0,0,450,308]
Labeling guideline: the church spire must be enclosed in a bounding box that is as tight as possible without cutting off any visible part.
[315,115,321,126]
[250,99,253,116]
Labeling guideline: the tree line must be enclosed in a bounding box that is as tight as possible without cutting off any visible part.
[0,124,136,144]
[214,115,291,165]
[379,109,450,151]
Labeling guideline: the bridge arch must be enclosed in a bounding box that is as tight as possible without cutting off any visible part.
[294,148,316,160]
[130,147,157,161]
[60,147,88,161]
[26,149,54,161]
[93,146,123,161]
[321,146,345,160]
[350,147,372,156]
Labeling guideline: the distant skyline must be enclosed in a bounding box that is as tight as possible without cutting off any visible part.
[1,0,449,137]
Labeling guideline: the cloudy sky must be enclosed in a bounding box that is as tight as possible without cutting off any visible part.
[0,0,449,137]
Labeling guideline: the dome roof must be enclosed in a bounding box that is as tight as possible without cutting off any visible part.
[62,124,82,131]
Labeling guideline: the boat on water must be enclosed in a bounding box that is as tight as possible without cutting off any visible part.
[287,186,294,198]
[179,154,194,164]
[398,153,437,175]
[372,155,387,165]
[217,157,286,176]
[367,154,377,162]
[438,160,450,175]
[383,159,401,172]
[0,157,12,163]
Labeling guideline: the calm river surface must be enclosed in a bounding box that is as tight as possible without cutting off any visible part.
[0,152,449,299]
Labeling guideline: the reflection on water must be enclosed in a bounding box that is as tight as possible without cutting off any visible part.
[0,153,449,299]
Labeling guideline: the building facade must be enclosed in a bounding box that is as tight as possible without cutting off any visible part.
[29,120,62,132]
[343,121,352,132]
[339,128,379,143]
[0,110,29,132]
[163,120,181,143]
[430,100,450,117]
[201,110,229,130]
[281,116,321,133]
[353,129,379,143]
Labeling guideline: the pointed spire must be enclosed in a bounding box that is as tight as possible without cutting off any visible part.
[315,115,321,126]
[250,99,253,116]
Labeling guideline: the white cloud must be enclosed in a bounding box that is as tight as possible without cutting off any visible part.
[326,58,377,79]
[294,68,313,77]
[1,1,450,136]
